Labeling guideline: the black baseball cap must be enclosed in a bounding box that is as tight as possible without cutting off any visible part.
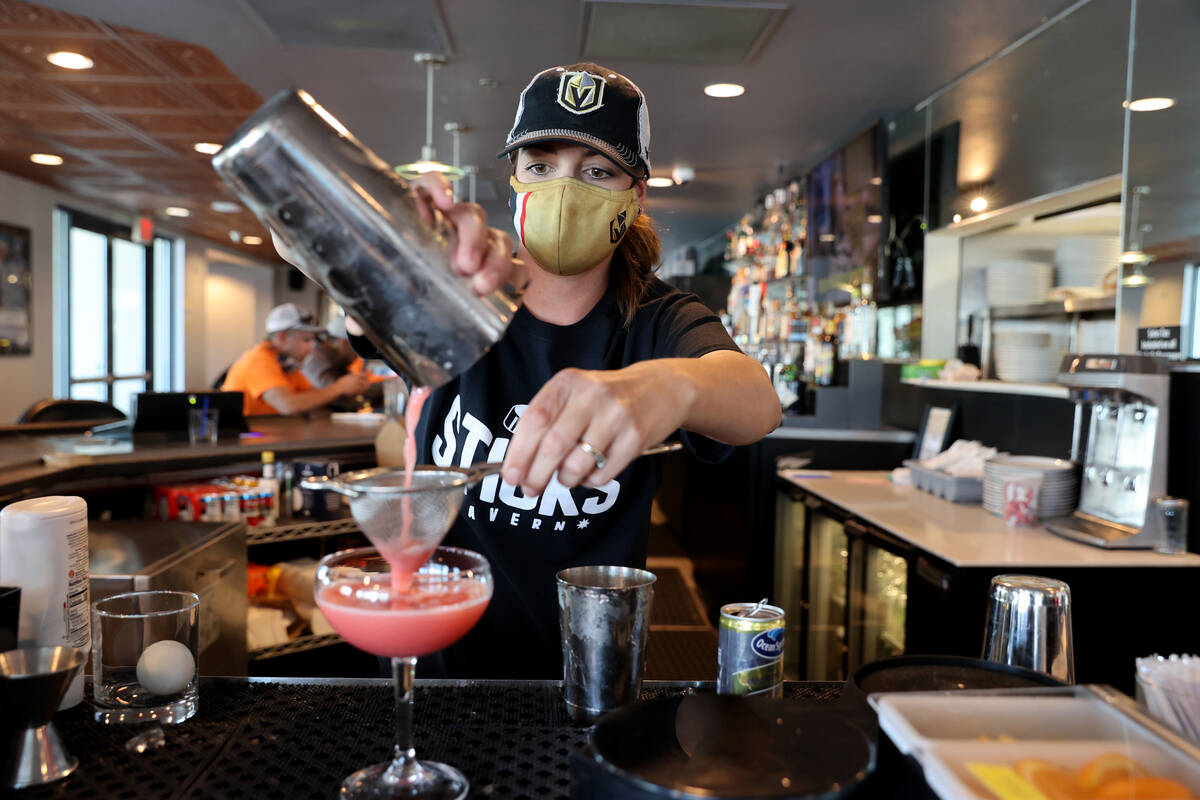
[497,63,651,180]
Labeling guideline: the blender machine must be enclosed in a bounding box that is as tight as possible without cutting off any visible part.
[1046,354,1170,549]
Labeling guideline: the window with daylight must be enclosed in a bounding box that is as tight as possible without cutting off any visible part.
[55,208,178,415]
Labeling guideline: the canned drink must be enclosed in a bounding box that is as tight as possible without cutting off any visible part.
[199,494,224,523]
[717,602,785,697]
[222,492,242,523]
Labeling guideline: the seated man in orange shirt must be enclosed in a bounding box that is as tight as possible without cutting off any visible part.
[223,303,371,416]
[301,315,391,410]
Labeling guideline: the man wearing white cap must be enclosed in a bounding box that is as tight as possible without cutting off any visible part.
[301,314,387,408]
[222,303,371,416]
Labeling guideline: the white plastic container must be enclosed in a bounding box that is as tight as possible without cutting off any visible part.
[872,691,1200,800]
[0,496,90,708]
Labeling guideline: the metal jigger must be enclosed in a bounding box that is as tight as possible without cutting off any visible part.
[0,645,85,789]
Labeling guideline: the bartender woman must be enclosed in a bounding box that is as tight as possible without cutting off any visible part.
[359,63,781,678]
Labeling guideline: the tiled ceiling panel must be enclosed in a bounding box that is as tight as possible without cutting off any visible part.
[0,0,275,259]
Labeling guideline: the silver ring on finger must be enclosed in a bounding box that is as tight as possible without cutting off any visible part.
[577,439,607,471]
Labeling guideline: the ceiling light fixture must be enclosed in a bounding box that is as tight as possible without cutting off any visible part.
[1120,264,1153,287]
[869,177,882,186]
[210,200,241,213]
[46,51,93,70]
[193,142,222,155]
[969,196,988,213]
[866,214,883,224]
[396,53,465,182]
[30,153,63,165]
[163,206,190,218]
[704,83,744,98]
[1124,97,1175,112]
[952,213,963,224]
[241,235,263,246]
[647,177,674,188]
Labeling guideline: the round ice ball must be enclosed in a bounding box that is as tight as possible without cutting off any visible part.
[136,639,195,696]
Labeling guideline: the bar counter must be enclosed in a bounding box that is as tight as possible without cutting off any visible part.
[0,414,381,503]
[781,470,1200,568]
[24,678,902,800]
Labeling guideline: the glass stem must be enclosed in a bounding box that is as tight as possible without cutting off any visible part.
[389,656,420,777]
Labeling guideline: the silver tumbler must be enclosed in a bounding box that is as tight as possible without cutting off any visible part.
[557,566,655,723]
[982,574,1075,683]
[212,89,521,388]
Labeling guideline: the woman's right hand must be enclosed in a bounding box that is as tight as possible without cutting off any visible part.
[410,172,528,295]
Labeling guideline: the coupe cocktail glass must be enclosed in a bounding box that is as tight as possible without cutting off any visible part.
[316,546,492,799]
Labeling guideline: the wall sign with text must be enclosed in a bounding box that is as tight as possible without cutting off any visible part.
[1137,326,1182,356]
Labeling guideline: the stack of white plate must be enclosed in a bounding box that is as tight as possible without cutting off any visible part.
[1055,236,1119,288]
[993,331,1065,383]
[986,261,1054,307]
[983,456,1079,519]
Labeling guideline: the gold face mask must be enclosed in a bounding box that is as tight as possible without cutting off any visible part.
[509,176,640,276]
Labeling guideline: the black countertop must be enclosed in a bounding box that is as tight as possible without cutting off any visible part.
[21,678,913,800]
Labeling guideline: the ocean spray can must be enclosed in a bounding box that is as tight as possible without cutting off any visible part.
[717,602,785,697]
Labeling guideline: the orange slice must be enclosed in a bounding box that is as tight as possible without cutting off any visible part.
[1014,759,1086,800]
[1077,753,1148,792]
[1093,776,1194,799]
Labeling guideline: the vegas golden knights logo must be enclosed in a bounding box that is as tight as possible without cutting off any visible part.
[557,71,605,115]
[610,210,628,243]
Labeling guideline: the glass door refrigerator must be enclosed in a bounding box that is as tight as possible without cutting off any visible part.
[846,521,913,674]
[804,502,850,681]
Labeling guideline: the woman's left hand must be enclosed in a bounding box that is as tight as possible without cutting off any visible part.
[502,362,695,496]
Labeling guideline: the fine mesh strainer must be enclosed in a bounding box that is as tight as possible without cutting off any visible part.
[301,466,490,552]
[302,443,682,551]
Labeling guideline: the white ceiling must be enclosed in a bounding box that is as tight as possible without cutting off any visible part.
[37,0,1073,257]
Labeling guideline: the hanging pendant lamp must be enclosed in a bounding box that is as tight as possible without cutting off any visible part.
[395,53,465,181]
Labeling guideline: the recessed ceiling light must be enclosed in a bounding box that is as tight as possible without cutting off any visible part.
[241,235,263,246]
[869,177,882,186]
[46,51,93,70]
[952,213,963,223]
[866,214,883,224]
[969,196,988,213]
[30,153,63,165]
[210,201,241,213]
[6,275,18,285]
[163,206,190,218]
[1124,97,1175,112]
[647,177,674,188]
[704,83,744,98]
[193,142,222,155]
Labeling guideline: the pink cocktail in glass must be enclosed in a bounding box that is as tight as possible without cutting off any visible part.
[315,546,492,800]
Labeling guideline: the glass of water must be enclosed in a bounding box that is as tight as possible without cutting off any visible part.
[91,591,200,724]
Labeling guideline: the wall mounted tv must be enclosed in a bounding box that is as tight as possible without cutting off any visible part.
[805,123,885,307]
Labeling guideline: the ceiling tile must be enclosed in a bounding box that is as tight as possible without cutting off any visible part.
[62,79,191,110]
[134,38,238,79]
[0,36,156,76]
[190,81,262,111]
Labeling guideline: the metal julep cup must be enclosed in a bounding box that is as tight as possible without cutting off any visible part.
[982,574,1075,683]
[557,566,655,723]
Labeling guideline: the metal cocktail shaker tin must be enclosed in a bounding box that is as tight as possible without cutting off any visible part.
[212,89,521,388]
[557,566,655,723]
[717,602,785,697]
[982,574,1075,683]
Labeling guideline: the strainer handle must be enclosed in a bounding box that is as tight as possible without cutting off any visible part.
[299,474,362,498]
[461,442,683,484]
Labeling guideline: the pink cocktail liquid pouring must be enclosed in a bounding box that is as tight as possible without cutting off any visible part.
[374,386,434,597]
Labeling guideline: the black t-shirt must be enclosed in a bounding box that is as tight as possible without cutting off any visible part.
[364,276,740,678]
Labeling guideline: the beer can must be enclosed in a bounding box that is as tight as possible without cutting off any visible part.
[717,602,785,697]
